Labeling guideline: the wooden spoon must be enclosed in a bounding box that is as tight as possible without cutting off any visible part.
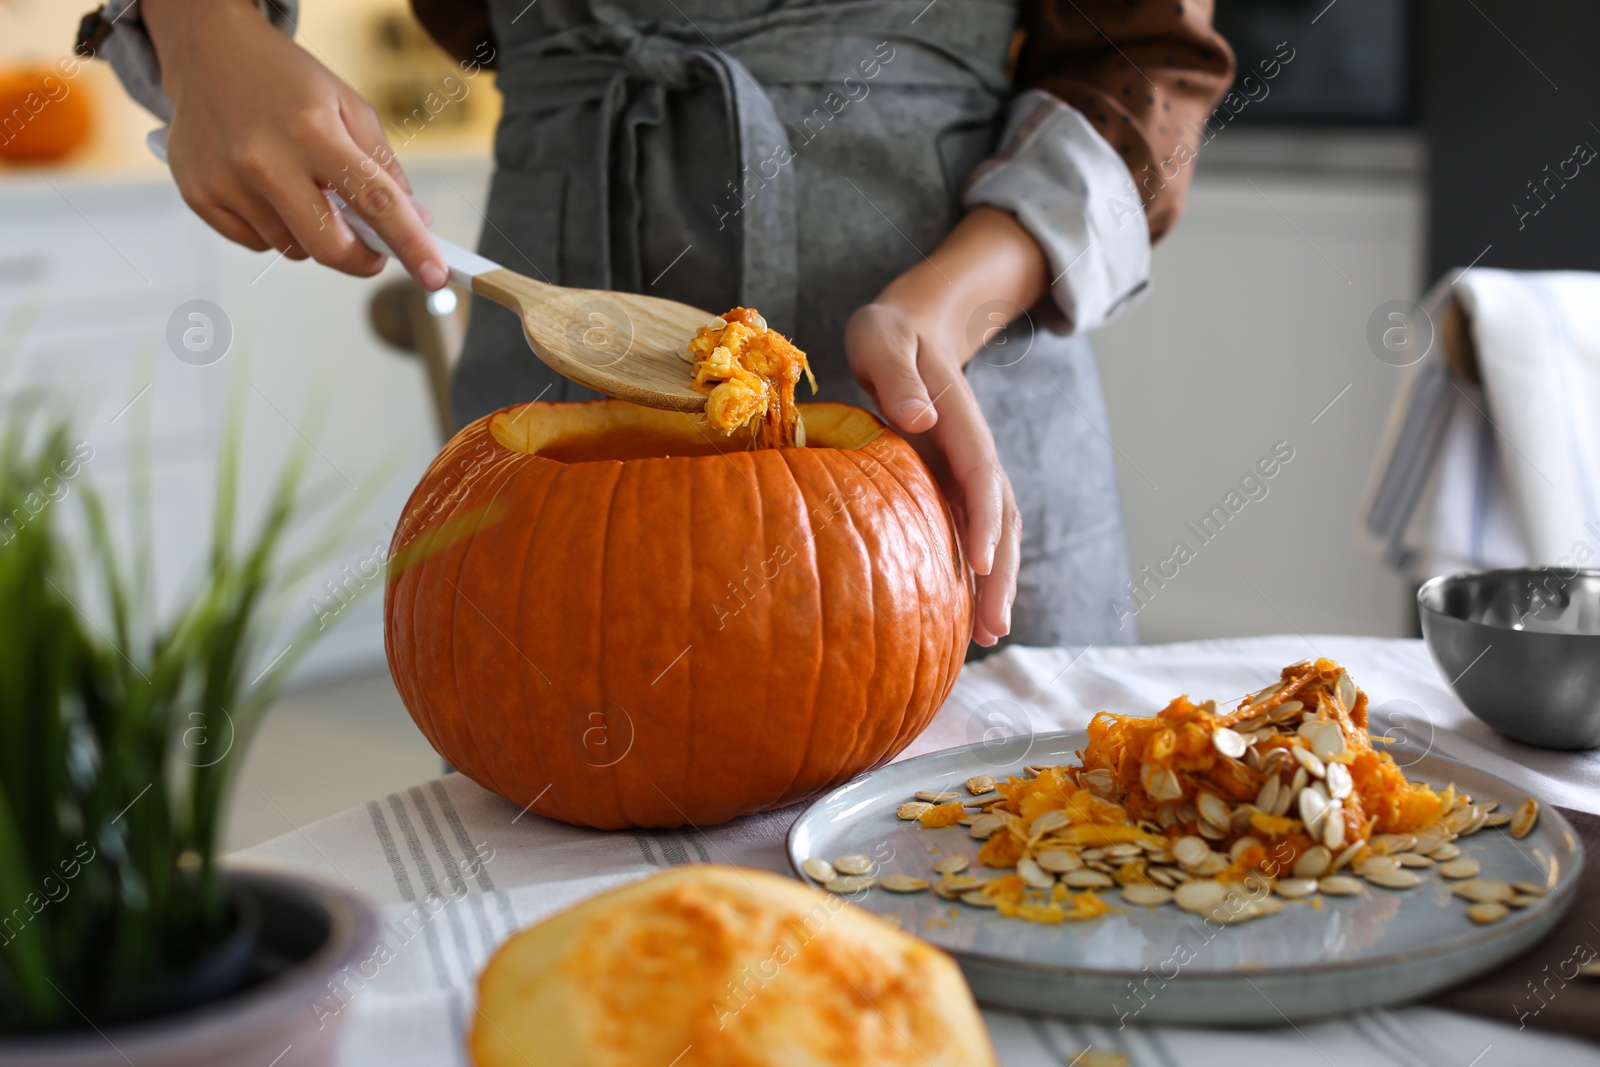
[150,131,710,411]
[378,230,711,412]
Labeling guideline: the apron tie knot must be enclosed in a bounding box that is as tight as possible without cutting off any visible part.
[620,33,699,89]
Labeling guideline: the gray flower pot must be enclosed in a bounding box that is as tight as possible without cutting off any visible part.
[0,866,382,1067]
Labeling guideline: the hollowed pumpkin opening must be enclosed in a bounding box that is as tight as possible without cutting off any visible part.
[489,400,885,464]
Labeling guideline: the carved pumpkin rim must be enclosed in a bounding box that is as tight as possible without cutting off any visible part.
[486,399,886,465]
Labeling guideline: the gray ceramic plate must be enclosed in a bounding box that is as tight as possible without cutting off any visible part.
[786,731,1582,1025]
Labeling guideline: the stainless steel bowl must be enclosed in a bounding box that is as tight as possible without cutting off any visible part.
[1418,567,1600,750]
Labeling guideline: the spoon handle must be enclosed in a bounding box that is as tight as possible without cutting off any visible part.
[146,127,500,289]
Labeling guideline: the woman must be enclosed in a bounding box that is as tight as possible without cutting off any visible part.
[86,0,1232,650]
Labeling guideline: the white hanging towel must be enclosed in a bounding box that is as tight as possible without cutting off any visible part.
[1363,268,1600,581]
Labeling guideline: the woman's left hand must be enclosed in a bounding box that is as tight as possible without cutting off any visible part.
[846,298,1020,647]
[844,205,1048,647]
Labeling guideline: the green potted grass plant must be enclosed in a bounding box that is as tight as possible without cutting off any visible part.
[0,410,382,1067]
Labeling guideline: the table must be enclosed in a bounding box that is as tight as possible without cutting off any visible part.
[242,636,1600,1066]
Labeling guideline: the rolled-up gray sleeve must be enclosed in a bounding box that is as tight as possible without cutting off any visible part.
[962,89,1152,336]
[94,0,299,122]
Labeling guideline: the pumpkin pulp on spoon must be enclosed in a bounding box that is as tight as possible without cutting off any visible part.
[688,307,817,448]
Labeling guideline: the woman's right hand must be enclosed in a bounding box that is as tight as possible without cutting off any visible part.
[142,0,447,289]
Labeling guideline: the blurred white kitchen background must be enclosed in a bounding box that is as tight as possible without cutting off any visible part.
[1,0,1593,846]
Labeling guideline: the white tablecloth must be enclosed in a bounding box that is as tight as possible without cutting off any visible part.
[242,636,1600,1066]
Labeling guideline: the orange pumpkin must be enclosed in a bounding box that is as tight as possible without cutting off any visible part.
[384,399,972,829]
[0,67,92,162]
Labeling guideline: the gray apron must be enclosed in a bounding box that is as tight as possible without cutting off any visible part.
[453,0,1137,648]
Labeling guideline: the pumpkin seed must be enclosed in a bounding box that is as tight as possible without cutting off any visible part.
[1298,786,1329,831]
[1429,843,1461,861]
[1289,766,1310,797]
[1274,877,1320,899]
[1292,747,1326,779]
[802,857,836,883]
[835,854,874,876]
[1336,670,1357,712]
[825,875,875,894]
[1148,868,1179,887]
[1300,720,1347,762]
[1318,875,1364,896]
[1482,812,1513,828]
[1255,776,1281,814]
[1213,727,1248,759]
[1194,854,1230,876]
[1325,762,1353,800]
[897,801,933,820]
[1478,799,1499,813]
[1363,867,1422,890]
[1411,827,1451,854]
[933,854,969,875]
[1252,896,1287,918]
[1030,810,1073,836]
[1173,836,1211,869]
[1174,879,1228,913]
[1271,782,1296,818]
[1230,836,1262,864]
[1270,699,1306,723]
[1438,858,1480,880]
[1467,902,1509,924]
[915,790,962,803]
[1292,845,1332,879]
[932,881,961,900]
[1121,884,1174,906]
[1017,857,1055,889]
[1197,792,1232,829]
[1510,798,1539,839]
[1371,833,1416,855]
[1395,852,1435,868]
[960,890,998,908]
[1246,681,1285,709]
[1035,849,1084,873]
[1322,812,1347,850]
[1332,841,1364,871]
[1230,807,1259,832]
[968,812,1008,839]
[1141,764,1184,802]
[965,775,997,795]
[1105,843,1145,859]
[1063,869,1114,889]
[940,874,982,891]
[1081,849,1107,862]
[1511,881,1547,897]
[1197,820,1228,841]
[1079,768,1116,793]
[1506,894,1540,909]
[1451,879,1513,903]
[1354,855,1401,877]
[880,874,930,893]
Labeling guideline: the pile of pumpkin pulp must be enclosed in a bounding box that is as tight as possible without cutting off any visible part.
[900,659,1533,925]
